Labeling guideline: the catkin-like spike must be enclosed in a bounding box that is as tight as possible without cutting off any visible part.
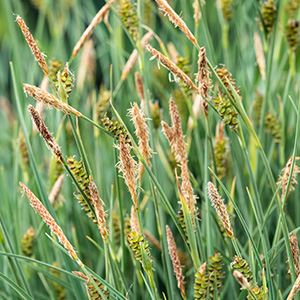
[213,94,239,130]
[286,19,300,51]
[49,59,63,84]
[67,157,97,223]
[150,101,162,129]
[18,130,29,170]
[119,0,139,41]
[207,181,234,238]
[49,157,64,187]
[231,256,253,283]
[49,174,64,207]
[24,84,82,117]
[254,32,266,80]
[252,91,263,125]
[16,15,49,76]
[261,0,277,35]
[247,286,268,300]
[290,233,300,276]
[277,157,300,200]
[112,210,121,247]
[194,263,209,299]
[154,0,198,46]
[144,0,154,27]
[177,206,188,241]
[51,262,66,300]
[19,182,81,263]
[146,44,198,91]
[220,0,233,22]
[265,112,281,143]
[73,271,109,300]
[207,252,224,296]
[21,226,36,257]
[71,0,115,58]
[162,99,196,217]
[214,123,228,179]
[216,66,240,98]
[101,115,131,145]
[89,177,108,241]
[118,136,138,207]
[129,103,152,179]
[96,87,111,120]
[196,46,211,100]
[166,226,186,298]
[286,0,300,18]
[121,31,153,81]
[28,105,63,161]
[176,56,193,97]
[56,63,75,100]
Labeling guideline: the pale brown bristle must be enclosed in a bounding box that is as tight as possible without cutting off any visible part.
[16,15,49,76]
[154,0,198,46]
[89,177,108,241]
[19,182,81,264]
[71,0,115,59]
[166,225,185,298]
[118,136,138,208]
[28,105,63,161]
[121,31,153,81]
[146,44,198,92]
[24,84,82,117]
[207,181,234,238]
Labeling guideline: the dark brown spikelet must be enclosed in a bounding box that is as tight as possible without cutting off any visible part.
[286,19,300,51]
[21,226,36,257]
[194,263,209,300]
[214,123,228,179]
[74,272,109,300]
[96,87,111,120]
[220,0,234,22]
[100,115,131,145]
[207,252,224,297]
[261,0,277,35]
[216,66,240,98]
[127,231,152,270]
[213,94,239,130]
[67,157,97,223]
[51,262,66,300]
[231,256,253,283]
[119,0,139,41]
[265,112,281,143]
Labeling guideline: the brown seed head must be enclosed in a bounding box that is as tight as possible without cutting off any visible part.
[71,0,115,58]
[24,84,82,117]
[28,105,63,161]
[146,44,198,91]
[16,15,49,76]
[207,181,234,238]
[288,273,300,300]
[154,0,198,46]
[19,182,80,263]
[290,232,300,276]
[197,46,211,99]
[166,225,186,298]
[89,177,108,241]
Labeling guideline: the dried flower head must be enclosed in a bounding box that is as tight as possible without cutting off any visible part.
[207,181,234,238]
[166,226,185,298]
[16,15,49,76]
[196,46,211,100]
[277,157,300,200]
[154,0,198,46]
[24,84,82,117]
[121,31,153,81]
[146,44,198,92]
[254,32,266,80]
[89,178,108,241]
[129,103,152,179]
[28,105,63,161]
[290,233,300,276]
[71,0,114,58]
[19,182,81,263]
[118,136,138,208]
[216,66,240,98]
